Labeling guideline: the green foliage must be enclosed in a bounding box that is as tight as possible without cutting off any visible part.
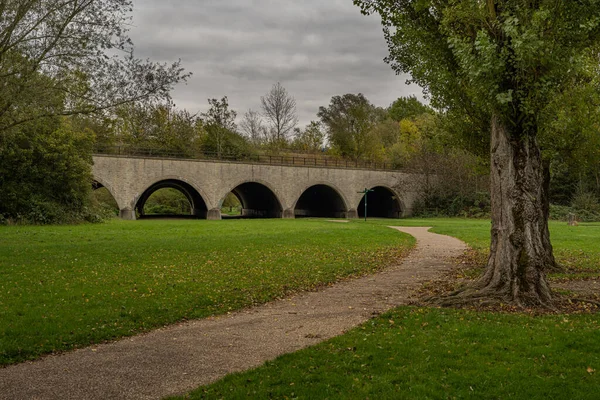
[144,188,191,215]
[549,205,600,223]
[0,117,99,224]
[413,191,490,219]
[200,97,252,157]
[399,143,490,217]
[318,93,387,161]
[387,95,433,122]
[221,192,241,208]
[0,219,413,365]
[202,125,252,157]
[540,84,600,204]
[0,0,188,134]
[90,187,119,217]
[221,192,242,215]
[355,0,600,144]
[291,121,325,153]
[179,307,600,399]
[549,188,600,223]
[113,102,204,156]
[572,189,600,213]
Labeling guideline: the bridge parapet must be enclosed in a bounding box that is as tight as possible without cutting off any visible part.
[94,146,404,172]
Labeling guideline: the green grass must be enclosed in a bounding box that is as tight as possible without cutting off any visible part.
[175,307,600,400]
[171,219,600,399]
[369,218,600,279]
[0,219,413,366]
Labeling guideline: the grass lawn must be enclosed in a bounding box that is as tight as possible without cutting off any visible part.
[2,216,599,399]
[0,219,413,366]
[371,218,600,280]
[175,306,600,400]
[171,218,600,399]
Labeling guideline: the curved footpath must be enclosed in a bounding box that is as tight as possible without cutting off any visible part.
[0,227,467,400]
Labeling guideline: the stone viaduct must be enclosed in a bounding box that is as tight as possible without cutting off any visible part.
[92,155,419,220]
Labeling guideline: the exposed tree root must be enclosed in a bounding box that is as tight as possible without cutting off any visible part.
[545,262,566,274]
[425,280,556,311]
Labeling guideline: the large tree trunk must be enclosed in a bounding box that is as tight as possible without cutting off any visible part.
[441,115,557,307]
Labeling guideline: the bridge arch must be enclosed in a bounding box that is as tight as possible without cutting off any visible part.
[220,180,283,218]
[357,185,403,219]
[294,183,349,218]
[92,177,121,208]
[135,178,209,219]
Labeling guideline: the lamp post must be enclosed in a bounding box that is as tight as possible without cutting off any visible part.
[358,188,374,221]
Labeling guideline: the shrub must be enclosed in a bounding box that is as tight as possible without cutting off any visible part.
[0,117,99,225]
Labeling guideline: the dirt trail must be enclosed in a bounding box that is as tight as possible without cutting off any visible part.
[0,227,467,400]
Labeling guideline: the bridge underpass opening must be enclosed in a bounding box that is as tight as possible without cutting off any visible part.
[92,181,119,216]
[358,186,402,218]
[224,182,283,219]
[295,185,347,218]
[135,180,208,219]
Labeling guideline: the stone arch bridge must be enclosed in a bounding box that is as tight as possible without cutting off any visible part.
[92,155,419,220]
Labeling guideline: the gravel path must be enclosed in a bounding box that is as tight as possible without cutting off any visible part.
[0,227,467,400]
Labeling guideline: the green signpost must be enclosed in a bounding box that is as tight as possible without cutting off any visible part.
[358,188,374,222]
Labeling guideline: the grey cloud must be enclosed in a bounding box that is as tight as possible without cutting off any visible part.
[129,0,425,126]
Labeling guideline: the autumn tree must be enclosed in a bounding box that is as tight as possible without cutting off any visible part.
[539,84,600,204]
[112,102,203,155]
[318,93,386,161]
[388,96,433,122]
[260,82,298,145]
[291,121,325,153]
[0,0,188,224]
[355,0,600,306]
[0,0,188,134]
[200,97,249,157]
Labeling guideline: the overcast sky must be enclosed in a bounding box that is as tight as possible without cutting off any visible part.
[129,0,425,126]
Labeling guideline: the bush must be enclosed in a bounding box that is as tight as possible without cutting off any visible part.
[412,191,490,218]
[571,189,600,212]
[549,204,600,222]
[0,117,101,225]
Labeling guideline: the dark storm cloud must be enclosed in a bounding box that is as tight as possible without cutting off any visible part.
[129,0,424,125]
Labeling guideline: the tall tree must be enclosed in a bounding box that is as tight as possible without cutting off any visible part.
[292,121,325,153]
[355,0,600,306]
[240,109,266,146]
[318,93,385,161]
[0,0,189,134]
[200,97,249,157]
[113,101,203,155]
[388,96,433,122]
[540,84,600,203]
[260,82,298,144]
[0,115,94,224]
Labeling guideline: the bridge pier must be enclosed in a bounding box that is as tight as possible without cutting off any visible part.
[120,208,136,220]
[283,209,295,219]
[346,209,358,219]
[207,209,222,220]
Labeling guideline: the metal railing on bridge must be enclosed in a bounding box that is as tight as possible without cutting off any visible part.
[93,145,401,171]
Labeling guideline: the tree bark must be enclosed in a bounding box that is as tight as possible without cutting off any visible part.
[440,115,557,307]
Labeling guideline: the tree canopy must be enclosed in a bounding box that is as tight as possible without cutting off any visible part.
[355,0,600,306]
[0,0,189,223]
[318,93,386,160]
[0,0,189,134]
